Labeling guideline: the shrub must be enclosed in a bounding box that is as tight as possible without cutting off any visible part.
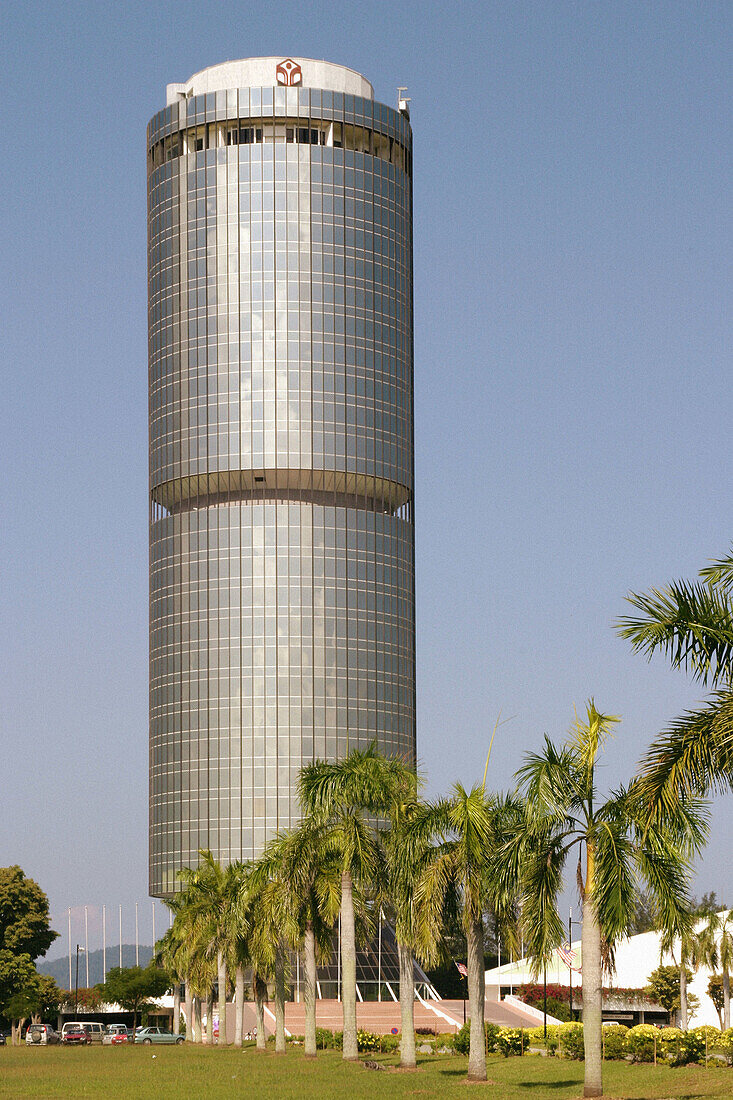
[356,1029,381,1052]
[624,1024,659,1063]
[657,1025,720,1066]
[496,1027,529,1057]
[665,1027,707,1066]
[558,1022,584,1060]
[692,1024,721,1048]
[526,1025,559,1046]
[380,1032,401,1053]
[315,1027,336,1049]
[485,1023,501,1053]
[545,998,573,1021]
[601,1024,628,1060]
[452,1021,501,1055]
[719,1028,733,1065]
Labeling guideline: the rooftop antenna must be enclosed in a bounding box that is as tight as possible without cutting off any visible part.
[397,86,411,116]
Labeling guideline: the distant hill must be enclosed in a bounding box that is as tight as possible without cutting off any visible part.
[38,945,154,990]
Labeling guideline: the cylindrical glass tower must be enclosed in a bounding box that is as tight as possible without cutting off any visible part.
[147,58,414,896]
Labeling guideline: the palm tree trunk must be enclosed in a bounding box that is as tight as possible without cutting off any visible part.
[173,982,181,1035]
[304,924,318,1058]
[340,870,358,1061]
[192,996,201,1043]
[234,966,244,1047]
[398,941,417,1069]
[679,965,688,1030]
[254,974,266,1051]
[466,911,486,1081]
[184,983,193,1041]
[217,951,227,1045]
[274,946,287,1053]
[723,968,730,1030]
[582,843,603,1099]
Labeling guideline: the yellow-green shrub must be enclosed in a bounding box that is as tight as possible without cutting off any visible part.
[557,1022,584,1060]
[718,1027,733,1065]
[624,1023,659,1063]
[601,1024,628,1060]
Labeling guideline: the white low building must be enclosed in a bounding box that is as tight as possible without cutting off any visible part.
[484,915,729,1029]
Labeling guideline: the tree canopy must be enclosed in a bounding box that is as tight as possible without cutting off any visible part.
[96,965,170,1028]
[0,866,58,959]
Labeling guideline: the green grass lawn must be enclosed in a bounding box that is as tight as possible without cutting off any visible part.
[1,1045,731,1099]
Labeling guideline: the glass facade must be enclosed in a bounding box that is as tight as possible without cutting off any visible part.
[148,62,415,897]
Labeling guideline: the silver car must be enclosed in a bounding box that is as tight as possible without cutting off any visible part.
[26,1023,60,1046]
[135,1027,185,1045]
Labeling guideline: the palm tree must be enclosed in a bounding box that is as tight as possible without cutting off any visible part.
[177,851,244,1045]
[254,821,340,1057]
[710,909,733,1029]
[505,701,706,1098]
[380,796,447,1069]
[661,917,717,1029]
[244,865,291,1054]
[617,550,733,808]
[155,923,187,1036]
[416,787,521,1082]
[298,745,416,1062]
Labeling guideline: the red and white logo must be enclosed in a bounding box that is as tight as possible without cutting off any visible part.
[276,58,302,87]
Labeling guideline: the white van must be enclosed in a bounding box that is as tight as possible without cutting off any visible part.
[61,1021,105,1044]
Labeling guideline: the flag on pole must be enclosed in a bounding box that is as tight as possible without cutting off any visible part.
[455,961,468,978]
[558,943,581,973]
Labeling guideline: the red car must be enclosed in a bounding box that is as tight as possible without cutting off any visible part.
[62,1024,90,1046]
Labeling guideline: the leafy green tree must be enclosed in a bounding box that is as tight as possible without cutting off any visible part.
[505,701,705,1098]
[96,965,170,1032]
[416,788,521,1082]
[647,963,690,1017]
[692,891,727,915]
[708,973,725,1028]
[708,909,732,1028]
[0,867,58,960]
[298,745,415,1062]
[5,972,63,1042]
[0,953,39,1044]
[618,550,733,808]
[661,916,717,1029]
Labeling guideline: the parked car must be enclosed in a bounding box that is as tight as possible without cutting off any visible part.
[25,1023,60,1046]
[135,1027,185,1045]
[103,1024,132,1045]
[61,1024,90,1046]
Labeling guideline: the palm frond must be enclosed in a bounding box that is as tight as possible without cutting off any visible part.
[592,813,635,945]
[568,699,620,773]
[636,692,733,807]
[618,579,733,688]
[514,737,579,822]
[699,549,733,591]
[518,826,568,976]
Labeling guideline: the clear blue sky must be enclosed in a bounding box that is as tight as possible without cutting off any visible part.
[1,0,730,956]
